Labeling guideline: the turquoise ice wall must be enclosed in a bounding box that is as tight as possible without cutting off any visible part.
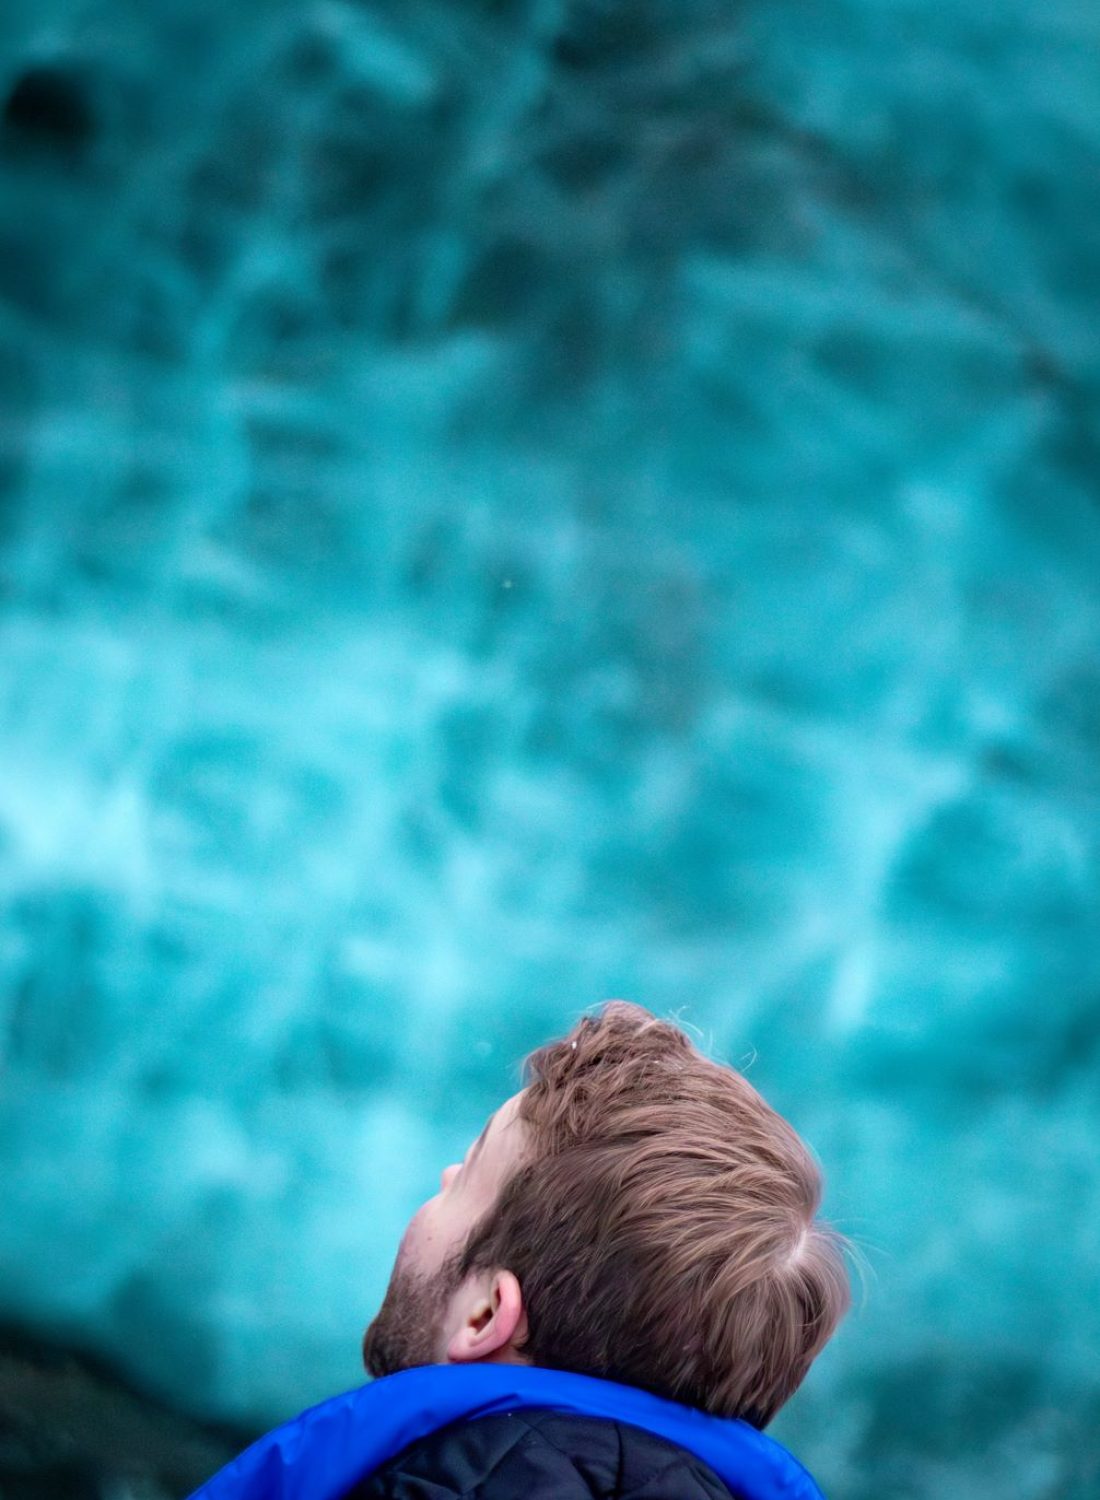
[1,1,1099,1496]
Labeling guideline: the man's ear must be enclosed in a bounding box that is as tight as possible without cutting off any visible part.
[445,1270,528,1364]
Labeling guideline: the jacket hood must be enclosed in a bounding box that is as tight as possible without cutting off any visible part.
[188,1362,825,1500]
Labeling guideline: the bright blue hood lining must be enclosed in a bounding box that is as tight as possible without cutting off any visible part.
[187,1363,824,1500]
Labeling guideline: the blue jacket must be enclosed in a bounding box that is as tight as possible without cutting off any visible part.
[188,1363,825,1500]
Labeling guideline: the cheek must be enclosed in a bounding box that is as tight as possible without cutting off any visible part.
[413,1192,471,1277]
[398,1199,444,1273]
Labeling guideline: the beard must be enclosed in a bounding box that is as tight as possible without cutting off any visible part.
[361,1247,464,1379]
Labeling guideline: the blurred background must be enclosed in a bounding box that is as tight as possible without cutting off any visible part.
[1,0,1099,1496]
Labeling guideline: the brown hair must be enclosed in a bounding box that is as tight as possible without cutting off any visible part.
[456,1001,852,1428]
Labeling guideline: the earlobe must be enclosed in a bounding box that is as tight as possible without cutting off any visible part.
[446,1270,527,1364]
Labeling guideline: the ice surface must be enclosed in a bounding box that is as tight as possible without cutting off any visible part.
[0,1,1098,1496]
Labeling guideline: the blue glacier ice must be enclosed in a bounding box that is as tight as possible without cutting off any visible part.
[0,1,1098,1497]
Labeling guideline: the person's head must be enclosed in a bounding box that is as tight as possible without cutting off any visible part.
[362,1001,852,1427]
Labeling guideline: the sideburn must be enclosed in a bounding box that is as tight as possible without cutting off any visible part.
[361,1255,464,1378]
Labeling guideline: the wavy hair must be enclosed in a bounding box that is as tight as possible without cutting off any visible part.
[456,1001,852,1428]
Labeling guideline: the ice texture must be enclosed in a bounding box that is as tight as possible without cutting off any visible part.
[0,2,1098,1496]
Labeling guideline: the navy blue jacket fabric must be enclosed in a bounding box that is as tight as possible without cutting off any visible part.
[347,1406,761,1500]
[187,1365,825,1500]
